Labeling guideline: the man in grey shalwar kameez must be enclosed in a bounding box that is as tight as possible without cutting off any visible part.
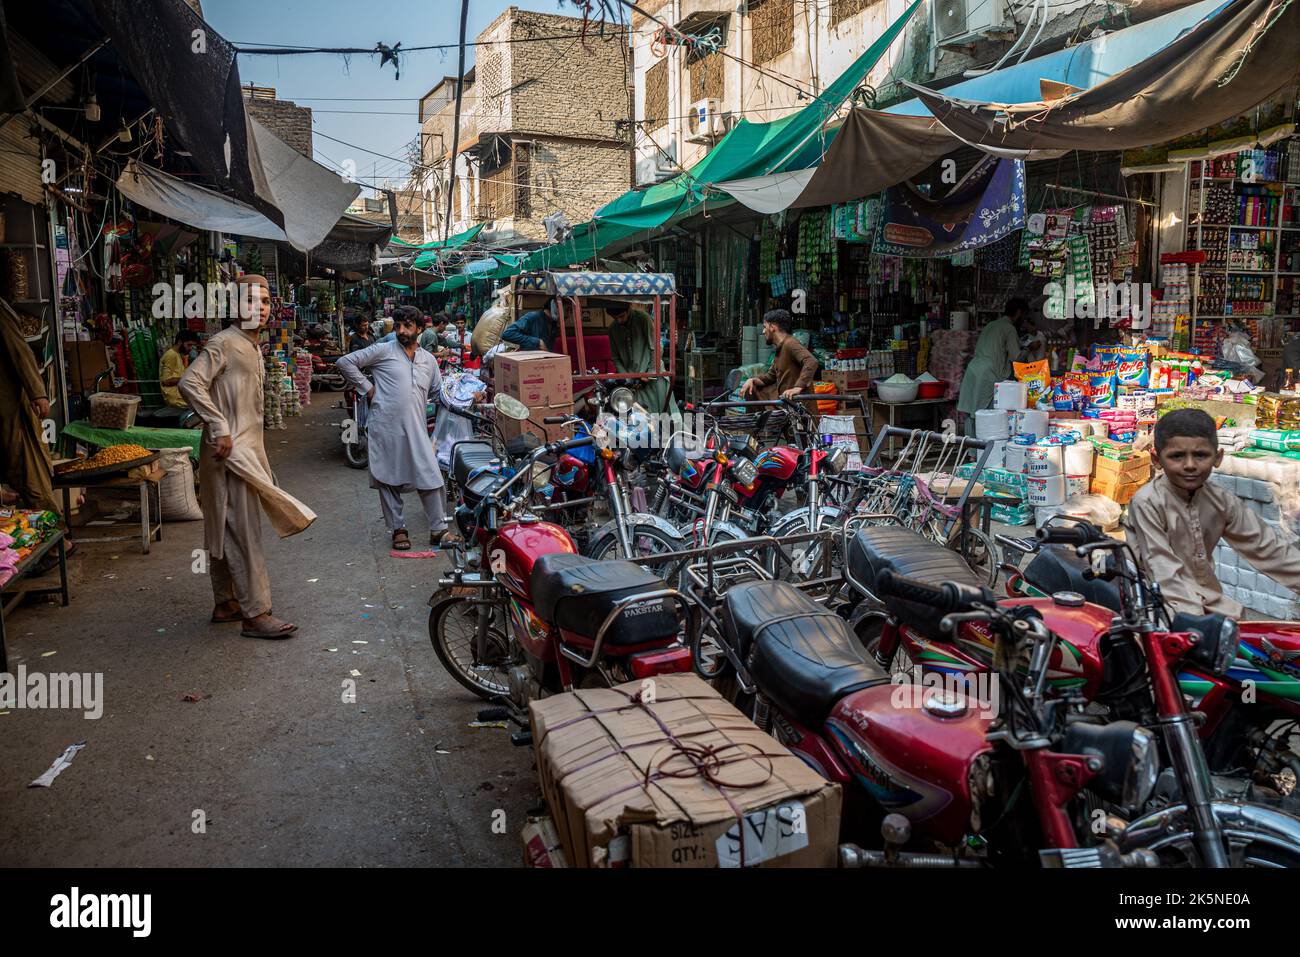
[608,304,677,417]
[336,306,453,550]
[179,274,317,639]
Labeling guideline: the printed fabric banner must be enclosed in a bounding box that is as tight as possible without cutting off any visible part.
[875,158,1026,258]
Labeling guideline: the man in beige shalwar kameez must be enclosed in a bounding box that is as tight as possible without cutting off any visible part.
[179,275,315,638]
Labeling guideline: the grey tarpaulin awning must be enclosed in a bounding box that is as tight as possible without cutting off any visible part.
[90,0,358,251]
[115,161,392,271]
[907,0,1300,154]
[116,160,287,241]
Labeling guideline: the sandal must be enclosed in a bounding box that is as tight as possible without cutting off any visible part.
[240,615,298,639]
[431,529,462,548]
[392,528,412,551]
[210,600,245,623]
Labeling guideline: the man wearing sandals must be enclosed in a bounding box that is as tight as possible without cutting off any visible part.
[336,306,455,551]
[180,275,316,639]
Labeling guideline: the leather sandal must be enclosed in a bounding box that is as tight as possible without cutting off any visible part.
[392,528,412,550]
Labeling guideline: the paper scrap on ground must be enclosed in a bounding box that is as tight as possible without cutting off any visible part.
[29,742,86,788]
[390,550,439,558]
[468,720,508,730]
[350,669,361,677]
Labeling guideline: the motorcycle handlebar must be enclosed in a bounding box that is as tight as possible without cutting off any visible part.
[549,435,594,455]
[1035,521,1104,547]
[543,415,570,425]
[875,571,993,612]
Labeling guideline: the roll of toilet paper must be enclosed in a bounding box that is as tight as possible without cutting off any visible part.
[975,408,1013,439]
[993,380,1027,411]
[1063,441,1095,475]
[985,439,1006,469]
[1014,409,1049,440]
[1003,442,1028,473]
[1026,444,1064,477]
[1026,474,1067,506]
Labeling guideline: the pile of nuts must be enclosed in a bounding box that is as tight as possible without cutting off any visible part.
[56,444,152,474]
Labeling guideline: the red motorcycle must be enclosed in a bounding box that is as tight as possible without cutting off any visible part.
[848,517,1300,812]
[706,560,1300,866]
[427,433,693,736]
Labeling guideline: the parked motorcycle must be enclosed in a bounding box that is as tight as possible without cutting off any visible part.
[427,431,693,735]
[994,518,1300,806]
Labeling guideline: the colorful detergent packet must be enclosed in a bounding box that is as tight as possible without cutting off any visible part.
[1014,359,1052,408]
[1087,373,1116,408]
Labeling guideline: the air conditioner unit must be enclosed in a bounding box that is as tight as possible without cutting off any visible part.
[688,99,725,142]
[935,0,1009,45]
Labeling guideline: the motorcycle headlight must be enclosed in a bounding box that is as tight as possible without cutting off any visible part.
[1063,721,1160,814]
[731,456,758,487]
[823,445,847,475]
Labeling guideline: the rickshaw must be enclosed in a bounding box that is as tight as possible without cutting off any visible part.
[513,270,678,400]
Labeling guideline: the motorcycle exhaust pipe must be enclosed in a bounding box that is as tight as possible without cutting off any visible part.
[839,845,983,868]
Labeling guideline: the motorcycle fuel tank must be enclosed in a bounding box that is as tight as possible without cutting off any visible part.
[492,520,577,600]
[910,597,1111,700]
[754,445,801,481]
[1215,620,1300,704]
[826,683,993,846]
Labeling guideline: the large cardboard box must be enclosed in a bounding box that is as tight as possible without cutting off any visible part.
[498,401,574,445]
[1092,471,1147,504]
[826,369,873,395]
[529,673,842,868]
[64,340,112,393]
[495,350,573,408]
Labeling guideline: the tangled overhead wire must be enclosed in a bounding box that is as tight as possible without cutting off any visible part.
[850,84,878,109]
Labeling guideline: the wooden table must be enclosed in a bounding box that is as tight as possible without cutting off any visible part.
[0,530,69,672]
[55,468,162,554]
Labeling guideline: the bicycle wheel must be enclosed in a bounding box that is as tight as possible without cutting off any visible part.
[945,524,998,587]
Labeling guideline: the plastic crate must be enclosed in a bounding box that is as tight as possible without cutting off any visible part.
[89,393,141,430]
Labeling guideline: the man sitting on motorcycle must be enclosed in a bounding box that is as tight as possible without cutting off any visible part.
[1125,407,1300,616]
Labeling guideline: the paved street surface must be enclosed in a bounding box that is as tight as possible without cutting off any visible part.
[0,398,532,867]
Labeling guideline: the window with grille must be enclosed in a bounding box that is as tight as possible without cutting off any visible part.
[687,50,725,104]
[749,0,793,64]
[644,57,669,130]
[830,0,871,27]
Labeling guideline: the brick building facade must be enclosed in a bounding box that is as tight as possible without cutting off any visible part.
[242,85,313,159]
[417,7,631,243]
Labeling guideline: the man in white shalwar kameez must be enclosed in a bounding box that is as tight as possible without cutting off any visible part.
[179,274,316,638]
[335,306,453,550]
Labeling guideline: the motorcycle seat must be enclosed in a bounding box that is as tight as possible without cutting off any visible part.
[530,553,678,648]
[849,525,984,637]
[1023,545,1122,612]
[452,441,497,487]
[724,580,886,729]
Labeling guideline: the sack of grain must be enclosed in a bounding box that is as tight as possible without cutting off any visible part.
[470,289,513,357]
[158,448,202,521]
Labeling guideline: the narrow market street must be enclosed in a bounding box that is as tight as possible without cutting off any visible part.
[0,398,531,868]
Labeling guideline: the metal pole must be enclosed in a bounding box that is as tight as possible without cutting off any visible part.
[443,0,471,243]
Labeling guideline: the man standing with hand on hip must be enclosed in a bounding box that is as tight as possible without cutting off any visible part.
[336,305,454,550]
[180,274,316,639]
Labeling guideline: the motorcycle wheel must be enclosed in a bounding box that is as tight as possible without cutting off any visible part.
[323,375,347,392]
[764,508,844,580]
[1151,835,1300,868]
[585,523,682,568]
[429,597,514,700]
[862,628,915,679]
[945,524,998,587]
[343,437,369,470]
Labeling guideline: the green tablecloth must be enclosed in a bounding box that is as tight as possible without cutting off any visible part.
[62,420,201,460]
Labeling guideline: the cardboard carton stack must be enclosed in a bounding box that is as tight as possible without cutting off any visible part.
[493,350,573,443]
[1090,444,1151,505]
[528,674,841,868]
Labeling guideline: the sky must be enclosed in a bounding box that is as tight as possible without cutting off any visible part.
[202,0,577,195]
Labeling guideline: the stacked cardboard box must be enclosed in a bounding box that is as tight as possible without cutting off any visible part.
[1091,448,1152,505]
[529,674,841,868]
[493,350,574,443]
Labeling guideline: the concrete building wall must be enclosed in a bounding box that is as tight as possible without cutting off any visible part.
[416,6,631,243]
[631,0,1124,181]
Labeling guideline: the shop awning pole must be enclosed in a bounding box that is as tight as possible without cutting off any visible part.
[1047,184,1156,208]
[0,37,110,133]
